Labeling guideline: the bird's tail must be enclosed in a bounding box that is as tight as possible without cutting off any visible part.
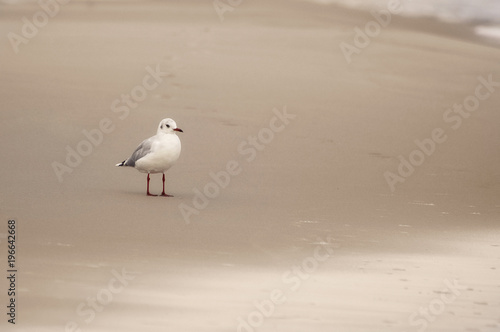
[115,160,126,167]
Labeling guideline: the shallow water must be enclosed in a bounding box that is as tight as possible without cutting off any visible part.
[302,0,500,24]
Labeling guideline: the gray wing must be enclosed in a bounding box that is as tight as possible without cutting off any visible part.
[122,137,154,167]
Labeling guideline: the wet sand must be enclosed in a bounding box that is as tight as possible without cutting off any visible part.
[1,1,500,331]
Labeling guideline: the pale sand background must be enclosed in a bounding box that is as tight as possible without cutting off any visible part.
[1,1,500,331]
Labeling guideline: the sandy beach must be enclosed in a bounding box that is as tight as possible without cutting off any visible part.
[1,0,500,331]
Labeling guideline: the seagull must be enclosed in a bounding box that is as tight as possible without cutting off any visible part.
[116,118,183,196]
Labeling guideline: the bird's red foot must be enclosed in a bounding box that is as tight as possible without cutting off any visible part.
[147,193,157,196]
[160,193,173,197]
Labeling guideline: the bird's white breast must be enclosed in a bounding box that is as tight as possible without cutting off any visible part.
[135,134,181,173]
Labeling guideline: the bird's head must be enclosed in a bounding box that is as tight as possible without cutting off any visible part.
[158,118,183,135]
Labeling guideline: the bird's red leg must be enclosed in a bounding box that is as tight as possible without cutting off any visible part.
[147,174,156,196]
[160,173,173,197]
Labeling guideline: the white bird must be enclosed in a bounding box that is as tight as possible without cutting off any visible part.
[116,118,183,196]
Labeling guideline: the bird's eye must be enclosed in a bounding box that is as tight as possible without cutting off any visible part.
[166,124,170,128]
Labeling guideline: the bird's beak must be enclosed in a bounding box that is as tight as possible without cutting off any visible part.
[174,128,183,133]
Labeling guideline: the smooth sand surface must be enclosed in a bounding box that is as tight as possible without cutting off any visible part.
[1,1,500,331]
